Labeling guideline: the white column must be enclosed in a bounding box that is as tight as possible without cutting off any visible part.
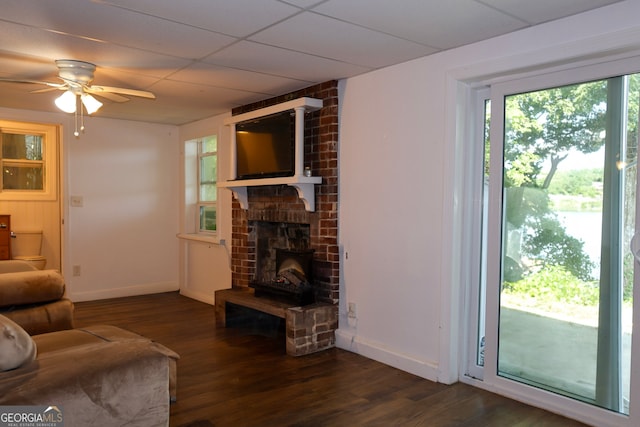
[294,106,305,177]
[229,123,237,180]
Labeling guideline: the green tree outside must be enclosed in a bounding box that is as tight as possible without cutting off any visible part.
[501,75,639,307]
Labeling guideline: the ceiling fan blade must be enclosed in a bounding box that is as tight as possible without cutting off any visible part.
[0,78,65,89]
[31,86,65,94]
[88,85,156,100]
[87,90,129,103]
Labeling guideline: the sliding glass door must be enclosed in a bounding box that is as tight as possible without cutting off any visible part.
[470,63,640,425]
[497,74,638,413]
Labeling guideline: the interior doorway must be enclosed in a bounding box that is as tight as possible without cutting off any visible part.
[0,120,62,272]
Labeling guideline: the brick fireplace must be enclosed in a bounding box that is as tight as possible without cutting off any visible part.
[230,81,339,303]
[226,81,339,355]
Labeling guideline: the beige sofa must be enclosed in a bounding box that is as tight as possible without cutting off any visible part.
[0,265,179,425]
[0,317,179,426]
[0,261,74,335]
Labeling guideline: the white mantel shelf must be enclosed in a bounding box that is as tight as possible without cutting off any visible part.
[219,175,323,212]
[223,97,323,125]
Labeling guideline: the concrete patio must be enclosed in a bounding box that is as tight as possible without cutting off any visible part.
[498,307,631,411]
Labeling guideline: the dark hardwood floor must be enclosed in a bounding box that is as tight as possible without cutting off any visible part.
[73,292,588,427]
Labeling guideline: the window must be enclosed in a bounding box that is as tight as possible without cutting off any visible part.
[2,132,44,191]
[197,135,217,233]
[0,121,58,201]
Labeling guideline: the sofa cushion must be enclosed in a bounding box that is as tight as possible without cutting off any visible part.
[33,325,151,354]
[0,314,36,371]
[1,298,74,336]
[0,270,65,308]
[0,339,172,426]
[33,325,180,401]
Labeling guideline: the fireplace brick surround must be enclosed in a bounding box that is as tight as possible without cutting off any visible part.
[222,81,339,355]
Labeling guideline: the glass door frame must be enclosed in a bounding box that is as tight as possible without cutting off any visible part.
[466,56,640,427]
[462,86,490,382]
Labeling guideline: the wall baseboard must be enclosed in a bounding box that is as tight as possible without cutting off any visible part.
[69,281,179,302]
[179,288,215,305]
[335,328,440,383]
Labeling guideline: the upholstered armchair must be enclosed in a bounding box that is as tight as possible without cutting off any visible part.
[0,261,74,335]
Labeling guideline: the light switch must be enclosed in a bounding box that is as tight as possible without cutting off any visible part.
[70,196,84,207]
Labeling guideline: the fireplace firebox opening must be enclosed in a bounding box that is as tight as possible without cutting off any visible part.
[251,247,316,306]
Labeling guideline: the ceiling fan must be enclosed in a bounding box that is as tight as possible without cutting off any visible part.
[0,59,156,136]
[0,59,156,104]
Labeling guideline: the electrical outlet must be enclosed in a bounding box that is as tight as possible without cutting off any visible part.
[72,265,81,276]
[348,302,357,318]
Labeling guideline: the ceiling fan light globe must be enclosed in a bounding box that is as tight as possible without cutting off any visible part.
[54,90,76,113]
[81,94,102,114]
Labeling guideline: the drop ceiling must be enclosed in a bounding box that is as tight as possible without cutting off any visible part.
[0,0,624,125]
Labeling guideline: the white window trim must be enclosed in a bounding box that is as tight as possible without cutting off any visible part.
[0,120,58,201]
[181,136,219,242]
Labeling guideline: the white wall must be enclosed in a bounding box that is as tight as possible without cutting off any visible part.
[337,70,444,380]
[177,113,233,304]
[63,114,180,301]
[336,0,640,386]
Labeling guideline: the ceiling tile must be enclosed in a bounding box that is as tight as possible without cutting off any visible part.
[249,11,437,68]
[0,20,192,76]
[279,0,323,8]
[0,82,61,112]
[203,41,372,81]
[1,0,237,59]
[94,96,221,125]
[167,62,311,95]
[97,0,301,37]
[151,79,260,106]
[141,79,272,123]
[480,0,623,25]
[0,54,59,80]
[313,0,528,49]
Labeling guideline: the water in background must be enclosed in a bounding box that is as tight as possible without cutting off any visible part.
[558,210,602,278]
